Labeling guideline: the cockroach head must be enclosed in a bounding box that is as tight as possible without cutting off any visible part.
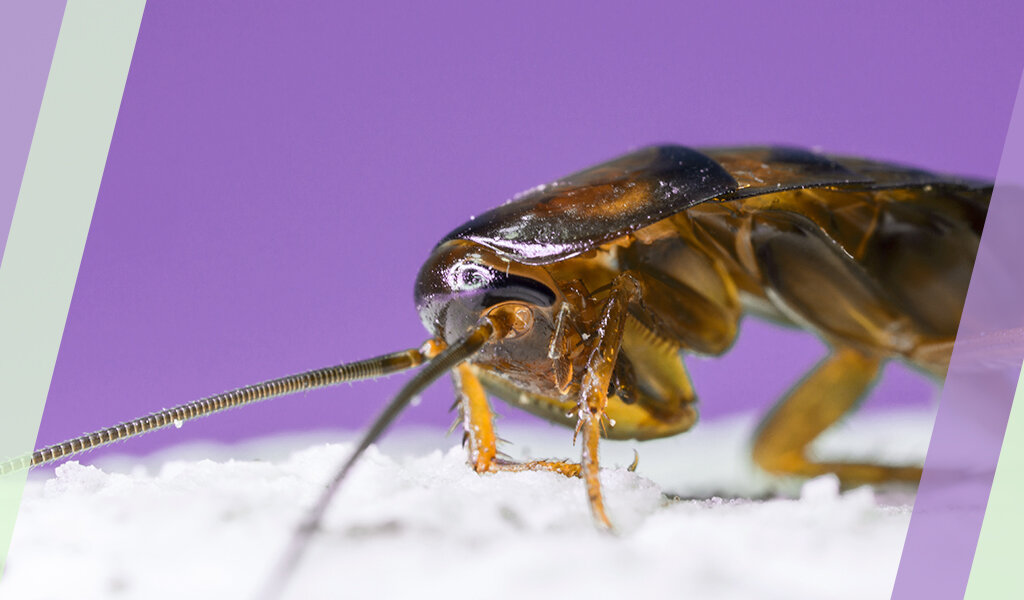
[414,240,559,344]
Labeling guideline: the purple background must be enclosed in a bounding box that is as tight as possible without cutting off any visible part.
[36,1,1024,459]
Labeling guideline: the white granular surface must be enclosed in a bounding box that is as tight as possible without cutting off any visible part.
[0,411,931,600]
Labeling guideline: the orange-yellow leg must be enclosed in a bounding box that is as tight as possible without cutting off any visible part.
[453,273,639,531]
[453,363,583,477]
[752,346,923,486]
[453,363,497,472]
[492,458,582,477]
[576,274,638,531]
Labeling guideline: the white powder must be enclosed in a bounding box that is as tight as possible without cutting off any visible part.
[1,410,931,600]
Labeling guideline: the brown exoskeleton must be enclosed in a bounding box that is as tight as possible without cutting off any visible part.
[2,145,991,595]
[413,145,987,526]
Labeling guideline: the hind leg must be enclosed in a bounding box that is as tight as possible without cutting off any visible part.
[752,346,922,485]
[747,209,928,485]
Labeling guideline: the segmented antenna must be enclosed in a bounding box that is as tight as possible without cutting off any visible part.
[0,344,440,475]
[259,320,494,600]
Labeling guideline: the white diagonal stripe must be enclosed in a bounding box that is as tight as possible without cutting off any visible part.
[0,0,146,576]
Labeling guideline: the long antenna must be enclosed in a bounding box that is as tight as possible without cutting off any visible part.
[0,343,442,475]
[259,320,494,600]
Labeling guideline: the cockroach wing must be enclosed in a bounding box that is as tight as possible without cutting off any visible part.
[442,146,738,265]
[442,145,991,266]
[703,146,991,196]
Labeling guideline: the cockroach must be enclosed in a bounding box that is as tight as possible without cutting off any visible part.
[1,145,991,595]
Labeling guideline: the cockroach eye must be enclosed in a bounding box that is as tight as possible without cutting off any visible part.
[448,263,491,290]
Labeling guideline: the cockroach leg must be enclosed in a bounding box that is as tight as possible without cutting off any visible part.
[751,346,923,485]
[453,363,498,472]
[454,363,583,477]
[579,413,611,530]
[491,458,583,478]
[576,273,638,531]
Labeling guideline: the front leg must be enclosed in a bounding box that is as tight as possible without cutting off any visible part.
[452,273,639,530]
[453,362,497,472]
[576,274,640,531]
[453,363,583,477]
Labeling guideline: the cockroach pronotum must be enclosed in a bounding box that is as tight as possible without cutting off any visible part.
[1,145,991,595]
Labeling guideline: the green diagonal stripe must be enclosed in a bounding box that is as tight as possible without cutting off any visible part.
[964,362,1024,599]
[0,0,146,577]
